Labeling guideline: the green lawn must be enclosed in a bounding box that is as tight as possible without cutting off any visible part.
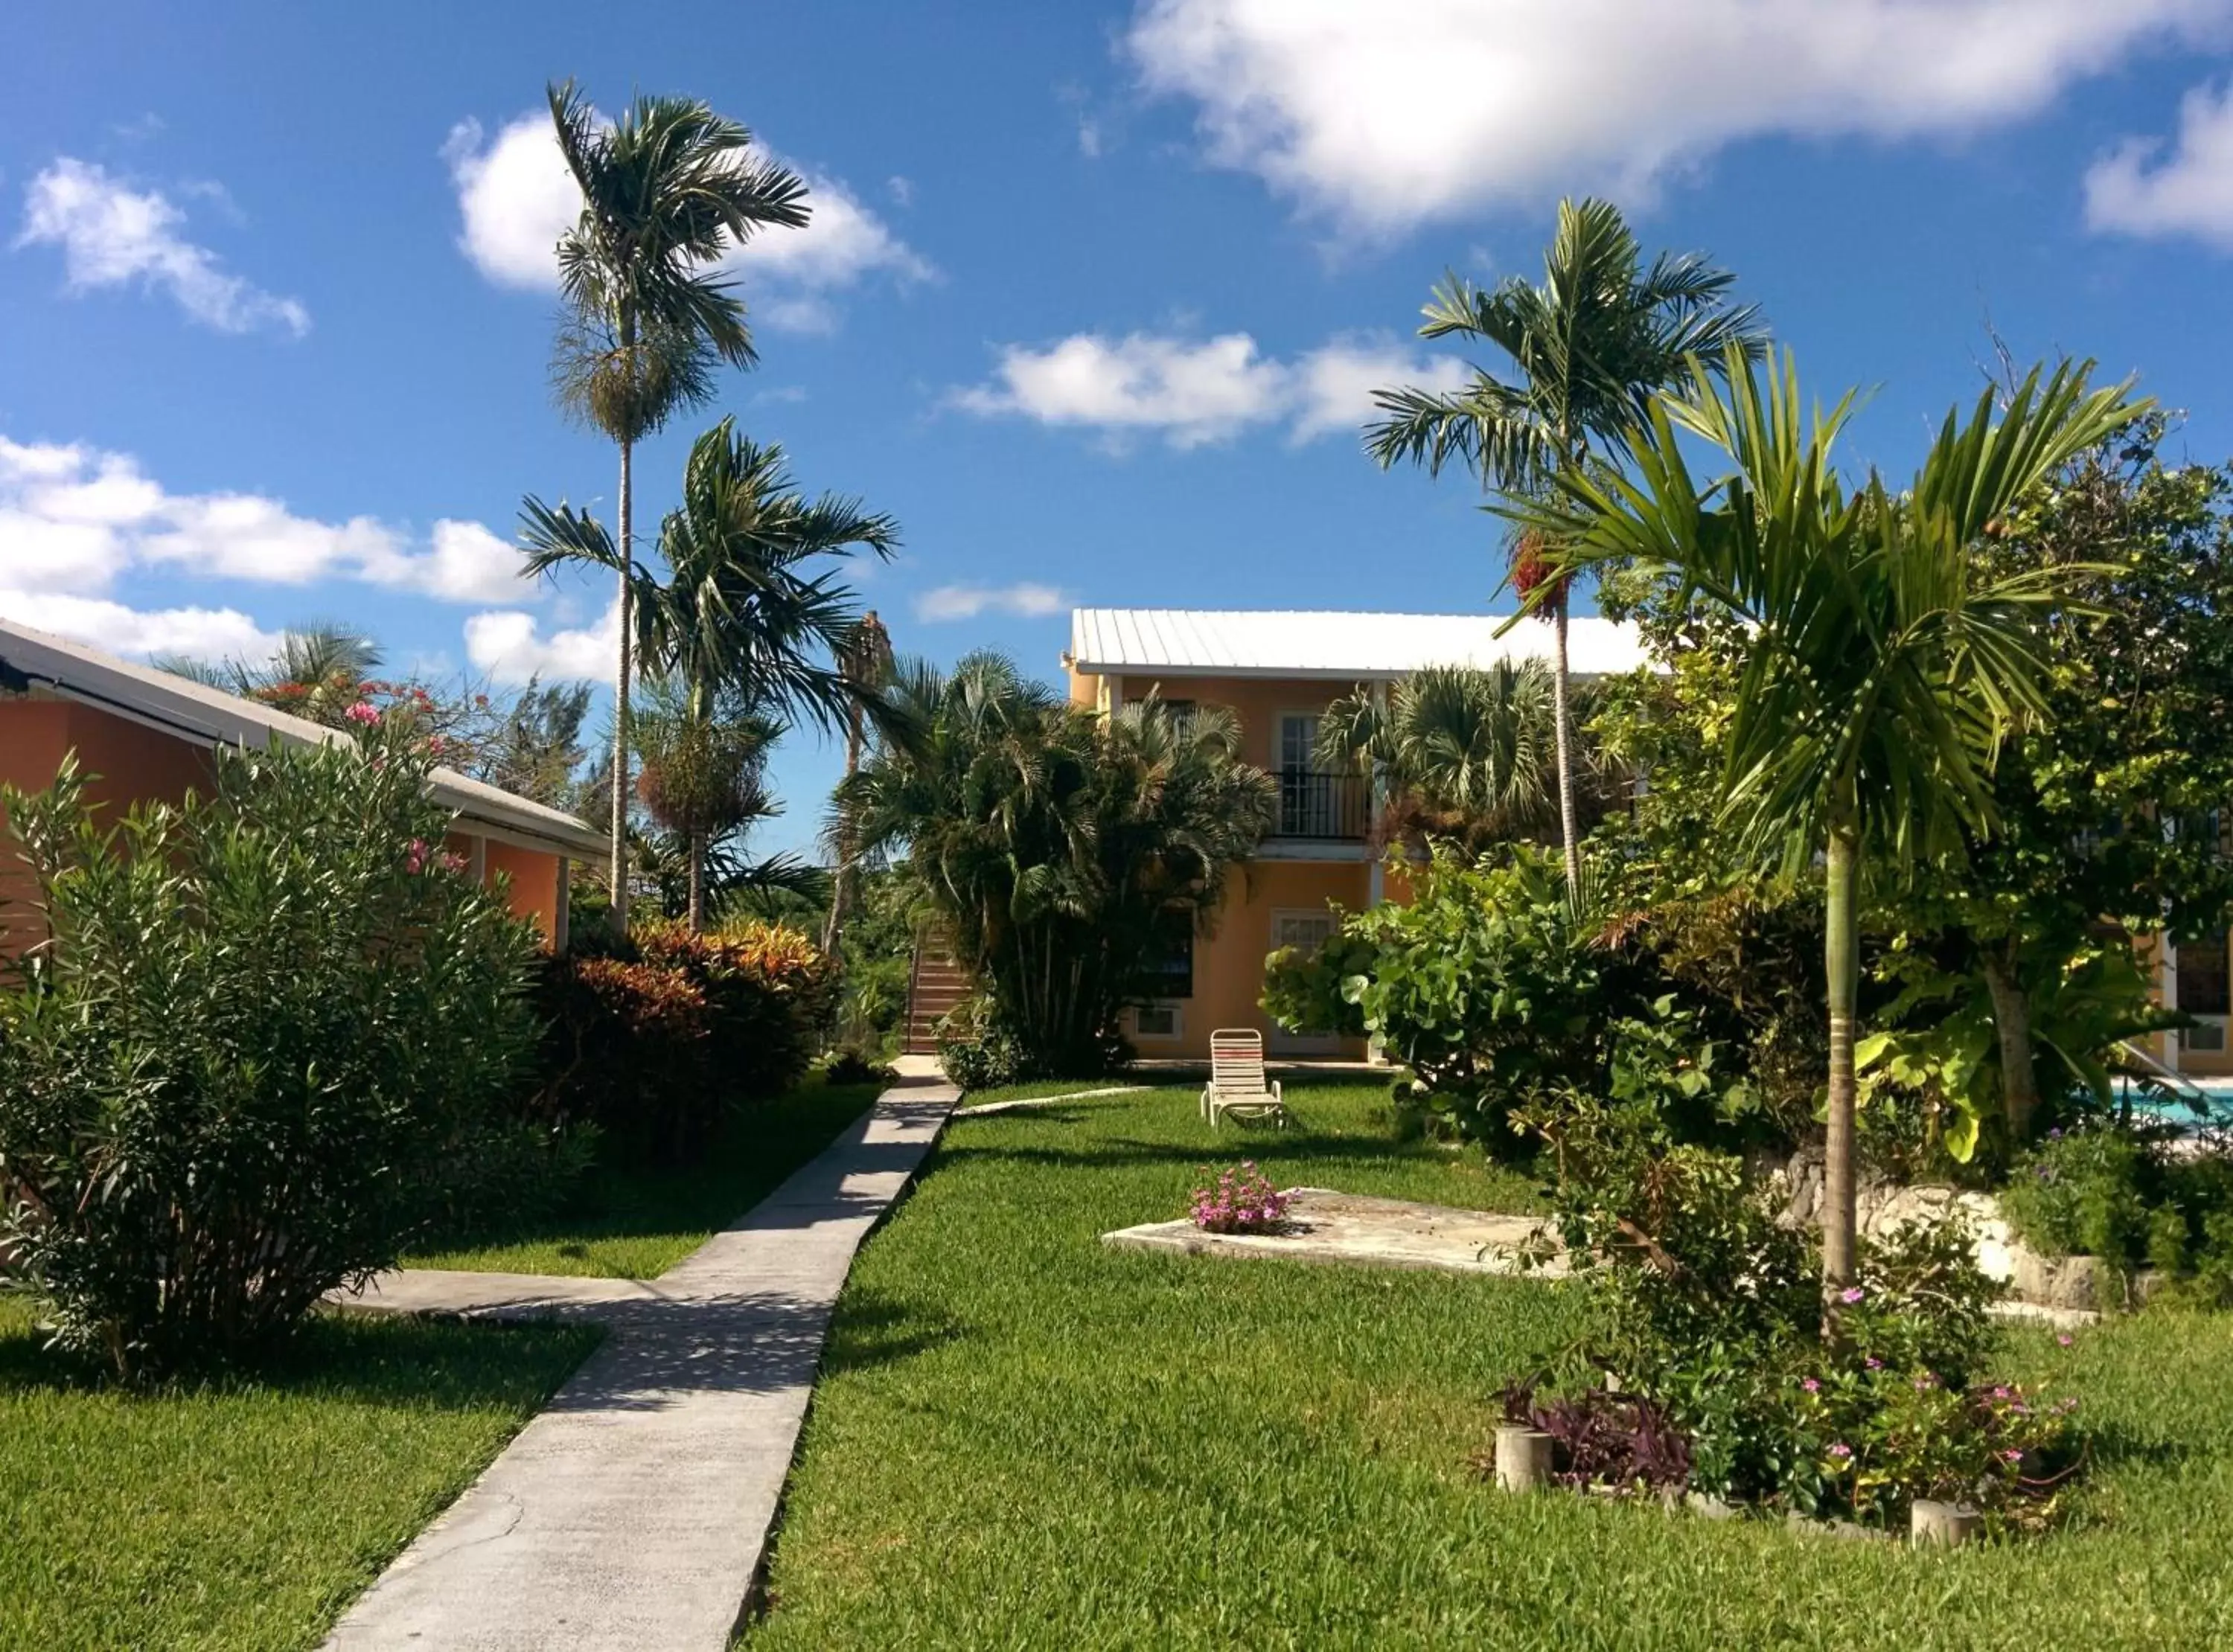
[745,1081,2233,1651]
[412,1078,884,1278]
[0,1295,594,1652]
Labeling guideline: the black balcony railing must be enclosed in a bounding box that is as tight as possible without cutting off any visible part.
[1271,769,1370,841]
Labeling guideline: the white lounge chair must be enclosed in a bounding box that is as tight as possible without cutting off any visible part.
[1201,1028,1286,1129]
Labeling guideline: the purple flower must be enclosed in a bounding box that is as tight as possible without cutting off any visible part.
[1865,1357,1883,1370]
[1839,1287,1865,1304]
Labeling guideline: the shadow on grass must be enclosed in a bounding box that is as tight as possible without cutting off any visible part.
[0,1293,597,1408]
[426,1082,884,1261]
[817,1286,968,1378]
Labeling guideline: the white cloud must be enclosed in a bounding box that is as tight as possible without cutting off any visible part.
[914,583,1070,623]
[2086,79,2233,249]
[464,601,620,684]
[444,112,930,330]
[950,330,1467,447]
[0,589,282,661]
[0,434,529,604]
[15,158,309,336]
[1125,0,2228,232]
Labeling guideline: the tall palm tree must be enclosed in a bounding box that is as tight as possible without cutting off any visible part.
[1319,659,1612,850]
[1367,197,1768,891]
[1512,347,2140,1289]
[537,79,811,935]
[822,610,894,961]
[523,417,899,931]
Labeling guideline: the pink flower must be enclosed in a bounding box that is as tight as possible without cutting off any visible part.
[2057,1334,2074,1348]
[344,700,381,726]
[1801,1377,1820,1393]
[1839,1287,1865,1304]
[1827,1443,1852,1460]
[439,851,470,876]
[2001,1449,2023,1464]
[404,837,430,874]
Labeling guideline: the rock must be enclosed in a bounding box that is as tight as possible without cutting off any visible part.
[1911,1499,1983,1547]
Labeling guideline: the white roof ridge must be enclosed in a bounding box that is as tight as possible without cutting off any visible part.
[1068,606,1649,679]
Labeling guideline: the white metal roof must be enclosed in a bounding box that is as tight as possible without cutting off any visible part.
[0,614,609,861]
[1067,608,1651,682]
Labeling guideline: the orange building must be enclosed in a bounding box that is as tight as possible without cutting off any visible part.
[1064,608,1649,1060]
[0,617,607,951]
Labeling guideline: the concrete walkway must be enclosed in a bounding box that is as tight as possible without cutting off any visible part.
[324,1066,958,1652]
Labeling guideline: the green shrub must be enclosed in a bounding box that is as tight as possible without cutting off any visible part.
[1275,845,1654,1153]
[0,732,541,1380]
[934,999,1032,1091]
[1999,1127,2155,1268]
[1526,1098,2077,1525]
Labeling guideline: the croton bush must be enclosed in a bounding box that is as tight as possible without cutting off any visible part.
[534,918,837,1162]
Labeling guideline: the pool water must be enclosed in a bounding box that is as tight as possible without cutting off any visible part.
[2120,1076,2233,1130]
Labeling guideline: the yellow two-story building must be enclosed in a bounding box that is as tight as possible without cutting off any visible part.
[1064,607,1650,1060]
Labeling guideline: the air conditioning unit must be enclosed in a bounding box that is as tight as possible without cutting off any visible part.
[1133,1002,1181,1039]
[2185,1019,2229,1054]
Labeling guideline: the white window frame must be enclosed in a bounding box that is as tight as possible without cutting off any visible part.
[1268,907,1342,1054]
[1131,1001,1185,1041]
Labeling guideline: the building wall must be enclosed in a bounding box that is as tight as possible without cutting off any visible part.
[0,697,565,952]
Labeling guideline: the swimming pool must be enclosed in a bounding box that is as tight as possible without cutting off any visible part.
[2119,1075,2233,1130]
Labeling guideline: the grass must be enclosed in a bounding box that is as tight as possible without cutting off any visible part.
[745,1080,2233,1651]
[412,1077,884,1278]
[0,1293,594,1652]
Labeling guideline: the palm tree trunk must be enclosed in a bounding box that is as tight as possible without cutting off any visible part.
[608,437,634,939]
[687,825,707,934]
[822,701,865,961]
[1982,945,2040,1143]
[1550,593,1582,891]
[1823,825,1861,1290]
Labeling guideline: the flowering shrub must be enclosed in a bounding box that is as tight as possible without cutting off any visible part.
[1189,1162,1289,1234]
[0,727,541,1379]
[1515,1101,2088,1526]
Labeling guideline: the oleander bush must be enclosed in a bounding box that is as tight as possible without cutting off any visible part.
[0,728,541,1380]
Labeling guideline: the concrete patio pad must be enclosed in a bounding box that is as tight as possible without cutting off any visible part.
[1103,1187,1569,1277]
[323,1074,958,1652]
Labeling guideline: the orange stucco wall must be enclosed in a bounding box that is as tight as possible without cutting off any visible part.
[0,697,563,951]
[1069,665,1391,1060]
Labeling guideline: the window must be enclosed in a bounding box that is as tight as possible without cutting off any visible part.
[1163,698,1196,737]
[2178,932,2230,1017]
[1134,1002,1182,1039]
[1143,912,1194,999]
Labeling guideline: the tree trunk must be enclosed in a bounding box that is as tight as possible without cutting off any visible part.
[1550,593,1582,891]
[1982,945,2040,1143]
[608,437,634,940]
[1822,827,1861,1290]
[822,699,865,961]
[687,825,706,935]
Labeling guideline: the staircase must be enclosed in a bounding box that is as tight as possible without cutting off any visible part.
[904,938,971,1054]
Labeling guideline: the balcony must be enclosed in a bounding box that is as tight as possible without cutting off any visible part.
[1269,768,1370,842]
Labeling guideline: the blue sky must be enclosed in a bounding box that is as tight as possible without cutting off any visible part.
[7,1,2233,853]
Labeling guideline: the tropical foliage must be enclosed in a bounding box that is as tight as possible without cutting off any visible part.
[523,417,897,930]
[0,721,541,1380]
[1368,196,1767,887]
[537,79,810,932]
[1317,659,1624,850]
[837,653,1273,1076]
[1511,347,2141,1283]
